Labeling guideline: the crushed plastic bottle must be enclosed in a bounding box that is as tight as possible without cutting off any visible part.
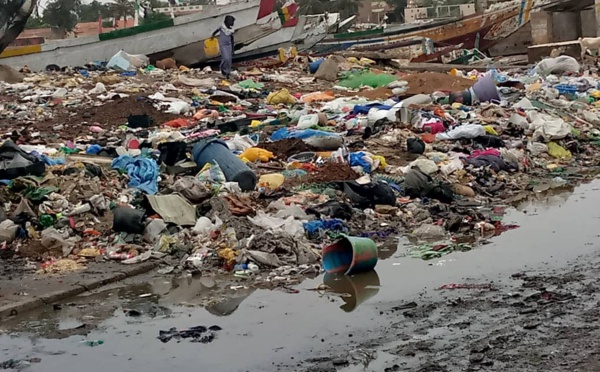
[80,340,104,347]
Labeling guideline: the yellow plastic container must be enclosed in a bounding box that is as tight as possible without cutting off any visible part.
[204,38,220,57]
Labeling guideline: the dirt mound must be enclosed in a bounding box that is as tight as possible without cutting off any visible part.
[21,95,181,142]
[52,95,179,128]
[285,161,359,188]
[402,72,474,95]
[259,138,315,159]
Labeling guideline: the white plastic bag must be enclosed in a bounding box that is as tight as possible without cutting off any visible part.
[107,50,149,71]
[528,112,572,141]
[89,82,107,94]
[527,141,548,156]
[440,157,464,175]
[401,158,438,175]
[533,56,580,76]
[436,124,486,141]
[164,101,191,115]
[248,211,304,237]
[297,114,320,129]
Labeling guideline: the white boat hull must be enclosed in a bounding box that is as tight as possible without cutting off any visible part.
[0,0,262,71]
[229,15,329,61]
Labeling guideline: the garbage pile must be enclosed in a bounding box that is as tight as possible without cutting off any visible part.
[0,52,598,282]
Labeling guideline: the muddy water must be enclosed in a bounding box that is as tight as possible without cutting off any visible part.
[2,181,600,372]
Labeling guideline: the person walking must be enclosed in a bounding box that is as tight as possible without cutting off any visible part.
[212,15,235,79]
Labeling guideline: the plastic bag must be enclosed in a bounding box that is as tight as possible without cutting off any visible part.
[143,219,167,243]
[440,157,464,175]
[226,134,257,152]
[266,88,296,105]
[164,101,191,115]
[529,113,572,142]
[297,114,320,129]
[197,162,226,184]
[314,58,339,82]
[193,216,222,235]
[107,50,149,71]
[238,79,264,90]
[533,56,580,76]
[339,71,397,89]
[0,219,18,244]
[402,158,438,175]
[301,91,335,103]
[547,142,572,159]
[41,228,76,257]
[248,212,304,237]
[436,124,485,141]
[527,141,548,156]
[89,83,106,95]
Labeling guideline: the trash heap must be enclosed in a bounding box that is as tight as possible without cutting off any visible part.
[0,52,598,282]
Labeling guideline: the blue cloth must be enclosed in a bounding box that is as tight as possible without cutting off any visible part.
[351,103,392,116]
[112,156,159,194]
[271,127,338,141]
[218,29,233,77]
[349,152,371,173]
[39,154,65,166]
[86,144,103,155]
[303,219,348,237]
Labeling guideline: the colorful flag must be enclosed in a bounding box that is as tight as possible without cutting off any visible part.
[277,2,298,24]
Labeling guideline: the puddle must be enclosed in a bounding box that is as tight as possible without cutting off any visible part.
[2,180,600,371]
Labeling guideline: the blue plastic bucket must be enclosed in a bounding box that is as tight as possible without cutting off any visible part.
[322,235,378,275]
[192,138,257,191]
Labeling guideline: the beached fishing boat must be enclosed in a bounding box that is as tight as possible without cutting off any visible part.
[311,0,537,60]
[0,0,283,71]
[228,13,334,63]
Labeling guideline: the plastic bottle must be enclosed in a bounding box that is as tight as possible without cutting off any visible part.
[80,340,104,347]
[40,215,54,228]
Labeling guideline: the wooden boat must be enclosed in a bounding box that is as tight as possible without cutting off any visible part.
[311,0,537,60]
[0,0,282,71]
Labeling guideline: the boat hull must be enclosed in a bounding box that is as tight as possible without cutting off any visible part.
[230,15,328,62]
[311,0,535,56]
[0,0,264,71]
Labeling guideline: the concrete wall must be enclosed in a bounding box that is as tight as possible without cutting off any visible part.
[531,11,553,45]
[581,9,597,37]
[552,12,581,42]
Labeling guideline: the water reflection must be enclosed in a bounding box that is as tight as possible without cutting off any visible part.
[323,271,381,312]
[512,186,575,212]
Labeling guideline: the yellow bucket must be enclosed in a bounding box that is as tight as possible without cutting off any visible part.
[203,38,220,57]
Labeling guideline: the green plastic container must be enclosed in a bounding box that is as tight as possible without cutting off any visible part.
[322,235,378,275]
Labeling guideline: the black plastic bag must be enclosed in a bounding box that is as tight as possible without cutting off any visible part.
[407,138,425,154]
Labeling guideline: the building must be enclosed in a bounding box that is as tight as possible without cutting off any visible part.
[404,2,476,23]
[357,0,392,24]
